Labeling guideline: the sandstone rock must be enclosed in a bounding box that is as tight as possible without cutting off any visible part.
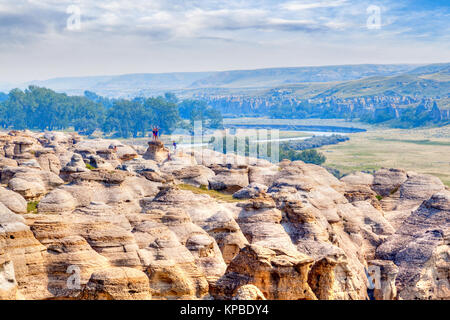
[340,172,381,209]
[143,140,169,162]
[60,153,89,180]
[12,137,37,160]
[212,244,316,300]
[209,168,249,194]
[120,158,159,174]
[368,260,399,300]
[145,187,248,264]
[272,186,369,300]
[25,213,141,298]
[81,267,151,300]
[95,148,119,161]
[376,191,450,300]
[87,154,118,171]
[1,129,448,301]
[0,204,48,299]
[372,168,408,197]
[0,260,18,300]
[193,149,273,168]
[236,196,299,254]
[248,165,278,187]
[75,139,137,161]
[36,149,61,174]
[115,145,138,162]
[233,183,268,199]
[0,157,18,168]
[4,167,64,201]
[8,177,46,201]
[17,159,41,169]
[42,131,80,148]
[270,161,344,193]
[171,165,215,187]
[232,284,266,300]
[132,145,147,156]
[37,189,77,214]
[0,187,27,214]
[399,173,445,201]
[129,215,210,299]
[68,169,133,185]
[141,171,172,183]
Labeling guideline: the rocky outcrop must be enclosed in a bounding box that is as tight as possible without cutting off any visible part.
[0,203,48,299]
[248,165,278,187]
[212,244,316,300]
[371,168,408,197]
[143,141,170,162]
[3,167,64,201]
[170,165,215,188]
[232,284,266,300]
[376,191,450,300]
[233,183,268,199]
[0,130,448,300]
[0,187,27,214]
[81,267,151,300]
[37,189,77,214]
[209,167,249,194]
[340,172,381,209]
[368,260,399,300]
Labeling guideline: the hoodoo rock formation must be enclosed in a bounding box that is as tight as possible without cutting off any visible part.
[0,130,448,300]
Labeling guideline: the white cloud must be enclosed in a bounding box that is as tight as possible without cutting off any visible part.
[281,0,348,11]
[0,0,448,82]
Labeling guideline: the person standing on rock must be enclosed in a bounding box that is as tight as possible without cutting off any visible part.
[152,126,160,141]
[172,141,177,152]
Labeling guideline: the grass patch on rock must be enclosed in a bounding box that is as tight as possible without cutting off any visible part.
[27,201,39,213]
[177,184,244,203]
[85,163,96,170]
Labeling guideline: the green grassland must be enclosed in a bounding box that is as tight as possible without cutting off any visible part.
[319,125,450,186]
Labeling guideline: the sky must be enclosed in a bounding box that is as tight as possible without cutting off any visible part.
[0,0,449,83]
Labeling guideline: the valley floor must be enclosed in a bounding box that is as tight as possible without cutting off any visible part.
[320,125,450,186]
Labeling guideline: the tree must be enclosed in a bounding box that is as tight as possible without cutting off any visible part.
[178,99,223,129]
[279,146,326,165]
[144,97,180,134]
[0,86,214,138]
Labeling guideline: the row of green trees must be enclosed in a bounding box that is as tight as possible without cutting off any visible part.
[279,146,326,165]
[270,98,448,128]
[359,102,448,128]
[0,86,223,138]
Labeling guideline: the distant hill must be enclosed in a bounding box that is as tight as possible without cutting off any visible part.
[194,63,450,127]
[187,64,418,89]
[21,72,215,97]
[1,64,421,97]
[405,63,450,76]
[2,62,449,127]
[312,74,450,99]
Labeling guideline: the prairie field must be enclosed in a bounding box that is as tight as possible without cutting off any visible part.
[319,126,450,186]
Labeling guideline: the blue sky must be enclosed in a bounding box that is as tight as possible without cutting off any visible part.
[0,0,449,82]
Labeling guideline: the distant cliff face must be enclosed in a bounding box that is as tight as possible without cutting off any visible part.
[201,94,449,126]
[190,63,450,126]
[0,130,449,300]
